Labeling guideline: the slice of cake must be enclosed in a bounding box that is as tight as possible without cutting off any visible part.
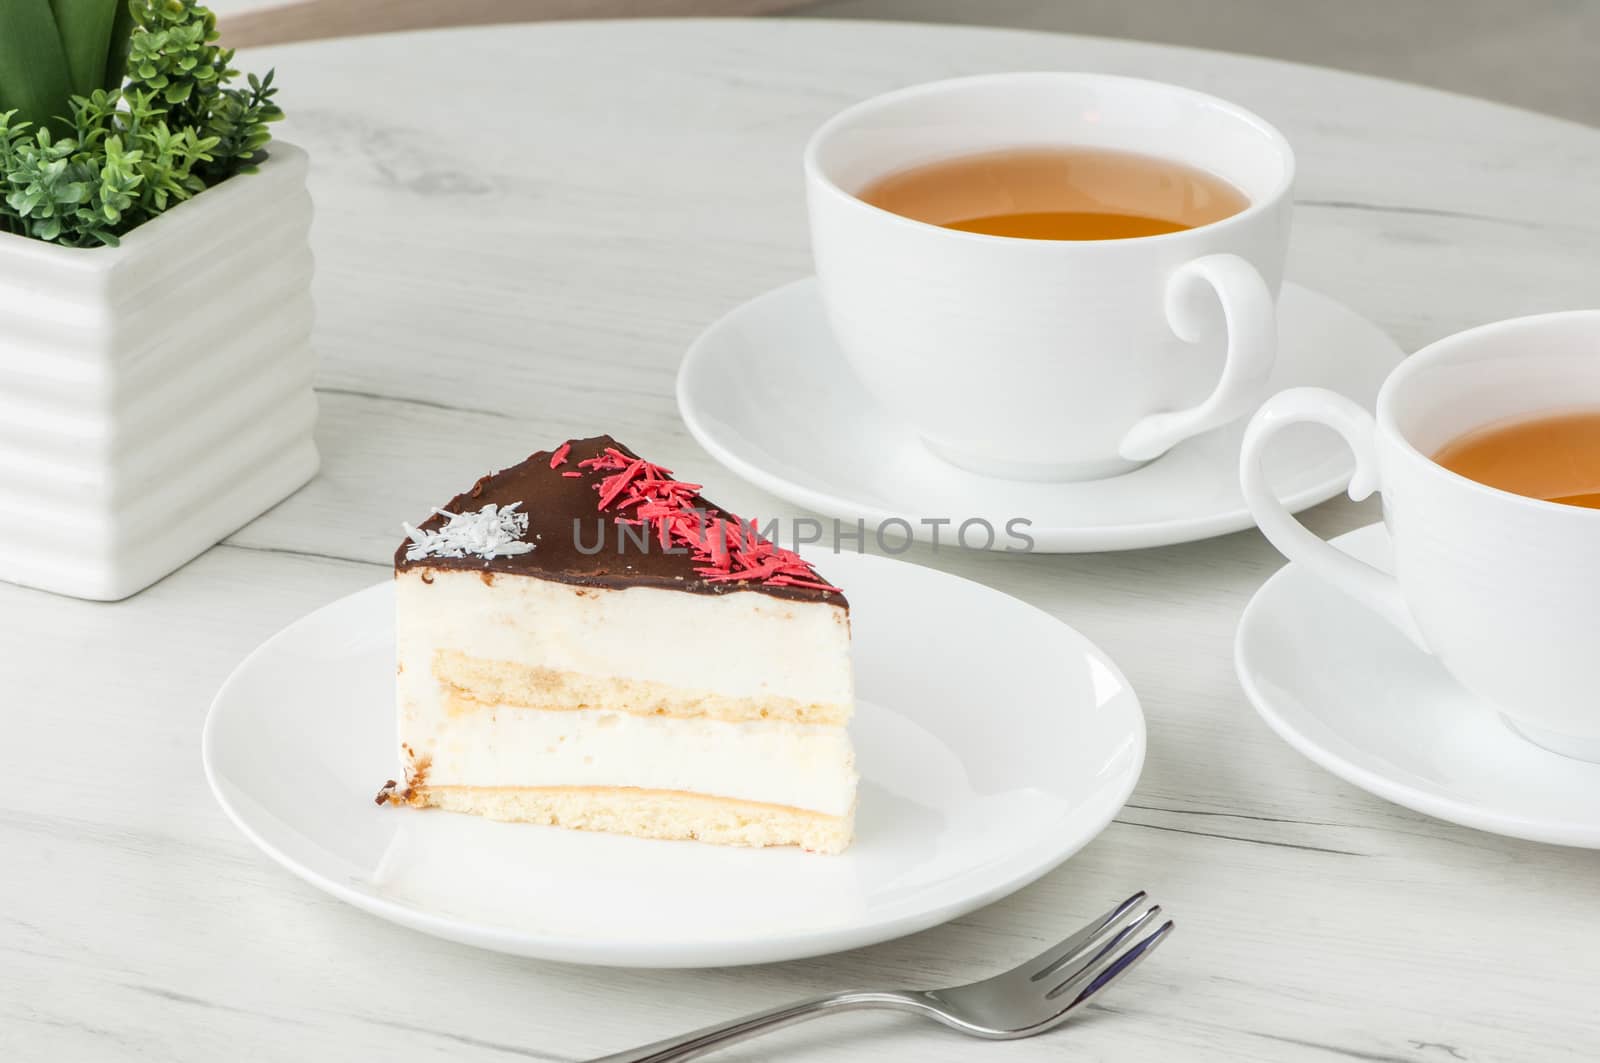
[381,436,856,853]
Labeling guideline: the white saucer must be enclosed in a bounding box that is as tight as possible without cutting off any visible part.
[677,278,1403,552]
[1237,523,1600,848]
[203,551,1145,967]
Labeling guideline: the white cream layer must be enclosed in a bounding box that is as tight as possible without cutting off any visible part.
[396,568,852,707]
[419,706,857,817]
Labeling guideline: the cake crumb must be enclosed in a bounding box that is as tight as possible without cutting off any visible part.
[375,755,430,807]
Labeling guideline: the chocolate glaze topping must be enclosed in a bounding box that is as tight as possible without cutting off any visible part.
[394,435,846,606]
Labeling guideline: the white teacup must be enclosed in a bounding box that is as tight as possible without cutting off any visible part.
[1241,311,1600,759]
[805,73,1295,482]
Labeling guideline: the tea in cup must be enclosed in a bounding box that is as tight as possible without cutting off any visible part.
[1241,311,1600,758]
[805,72,1295,481]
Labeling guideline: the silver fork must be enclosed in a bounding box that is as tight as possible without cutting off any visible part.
[587,891,1173,1063]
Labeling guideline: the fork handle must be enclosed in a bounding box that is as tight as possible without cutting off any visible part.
[585,990,929,1063]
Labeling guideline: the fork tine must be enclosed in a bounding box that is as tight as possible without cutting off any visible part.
[1049,918,1175,1008]
[1044,905,1163,998]
[1025,890,1148,983]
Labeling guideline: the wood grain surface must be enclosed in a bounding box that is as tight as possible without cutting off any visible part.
[218,0,804,46]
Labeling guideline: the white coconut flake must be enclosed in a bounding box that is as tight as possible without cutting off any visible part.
[403,502,536,561]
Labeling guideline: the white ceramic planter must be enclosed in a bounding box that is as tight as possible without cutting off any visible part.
[0,142,318,600]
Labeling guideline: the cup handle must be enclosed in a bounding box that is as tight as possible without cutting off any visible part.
[1239,386,1428,649]
[1119,253,1278,461]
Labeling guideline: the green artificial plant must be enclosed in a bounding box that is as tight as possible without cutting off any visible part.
[0,0,282,248]
[0,1,136,135]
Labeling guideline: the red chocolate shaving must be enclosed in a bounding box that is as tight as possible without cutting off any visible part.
[575,447,840,593]
[549,442,572,469]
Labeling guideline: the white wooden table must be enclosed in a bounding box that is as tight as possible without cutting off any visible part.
[7,19,1600,1063]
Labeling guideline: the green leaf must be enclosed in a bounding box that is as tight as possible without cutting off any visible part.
[104,1,137,91]
[47,0,123,96]
[0,0,77,133]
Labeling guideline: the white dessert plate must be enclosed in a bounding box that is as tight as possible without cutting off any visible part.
[203,551,1145,967]
[677,278,1403,552]
[1237,523,1600,848]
